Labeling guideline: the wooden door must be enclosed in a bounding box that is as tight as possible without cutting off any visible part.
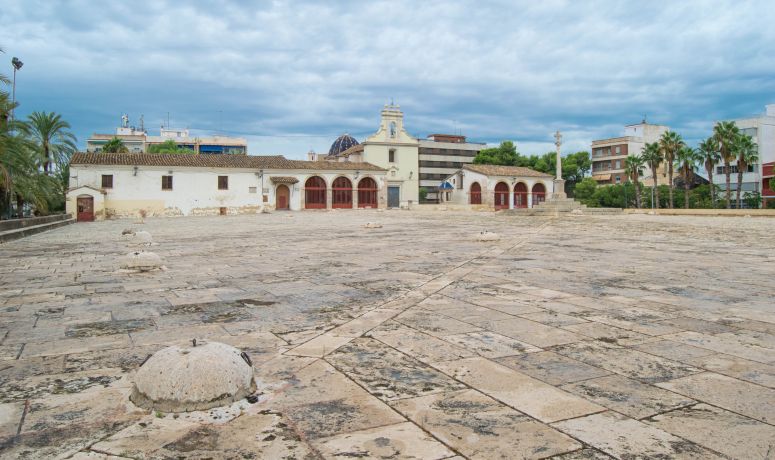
[276,184,290,210]
[76,196,94,222]
[388,186,400,208]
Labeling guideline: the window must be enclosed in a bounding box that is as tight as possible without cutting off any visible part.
[615,146,621,154]
[389,149,396,163]
[615,160,621,169]
[161,175,173,190]
[249,186,257,194]
[615,176,621,183]
[101,174,113,189]
[218,175,228,190]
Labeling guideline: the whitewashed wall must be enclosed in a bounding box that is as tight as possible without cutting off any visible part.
[67,164,386,218]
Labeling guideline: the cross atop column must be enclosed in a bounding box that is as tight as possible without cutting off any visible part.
[554,130,562,181]
[552,130,567,199]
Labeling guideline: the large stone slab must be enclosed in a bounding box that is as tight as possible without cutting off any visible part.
[645,403,775,459]
[561,374,695,419]
[552,411,723,459]
[496,351,612,385]
[391,389,581,459]
[434,357,605,423]
[656,371,775,424]
[327,338,466,401]
[313,422,454,459]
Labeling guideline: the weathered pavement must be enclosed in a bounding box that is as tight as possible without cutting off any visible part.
[1,210,774,459]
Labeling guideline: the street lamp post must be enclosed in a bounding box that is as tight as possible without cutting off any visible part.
[10,57,23,122]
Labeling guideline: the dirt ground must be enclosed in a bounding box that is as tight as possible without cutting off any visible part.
[1,210,774,459]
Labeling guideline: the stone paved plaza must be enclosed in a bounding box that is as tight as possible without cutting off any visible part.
[1,210,774,459]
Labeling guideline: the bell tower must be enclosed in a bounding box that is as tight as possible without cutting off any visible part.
[361,104,420,208]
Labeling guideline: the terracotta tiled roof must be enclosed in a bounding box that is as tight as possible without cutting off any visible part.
[463,164,552,177]
[270,176,299,184]
[70,153,385,171]
[333,144,364,158]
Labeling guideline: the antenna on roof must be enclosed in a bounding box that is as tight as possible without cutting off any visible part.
[642,114,648,124]
[139,114,144,132]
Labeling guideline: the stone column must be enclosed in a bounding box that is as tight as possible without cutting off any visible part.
[508,182,514,209]
[553,130,567,199]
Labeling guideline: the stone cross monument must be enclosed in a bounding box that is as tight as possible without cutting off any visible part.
[553,130,567,199]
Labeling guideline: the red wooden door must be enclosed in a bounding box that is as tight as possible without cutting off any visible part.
[276,185,290,210]
[76,196,94,222]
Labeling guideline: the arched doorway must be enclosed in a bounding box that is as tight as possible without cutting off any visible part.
[470,182,482,204]
[276,184,290,210]
[332,177,353,208]
[494,182,509,209]
[304,176,327,209]
[532,183,546,207]
[357,177,378,208]
[514,182,528,208]
[76,195,94,222]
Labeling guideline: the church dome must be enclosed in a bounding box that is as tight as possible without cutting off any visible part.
[328,133,359,156]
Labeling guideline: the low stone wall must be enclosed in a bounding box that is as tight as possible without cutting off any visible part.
[0,214,74,243]
[0,214,71,232]
[624,208,775,217]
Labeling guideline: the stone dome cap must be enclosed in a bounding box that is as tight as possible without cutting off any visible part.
[328,133,359,156]
[131,341,256,412]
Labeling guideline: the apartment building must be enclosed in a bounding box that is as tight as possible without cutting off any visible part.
[86,115,248,154]
[711,104,775,207]
[591,122,669,185]
[418,134,485,202]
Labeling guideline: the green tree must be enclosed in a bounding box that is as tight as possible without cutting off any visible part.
[743,191,762,209]
[27,111,77,175]
[674,146,700,209]
[641,142,663,209]
[102,136,128,153]
[147,139,195,154]
[625,154,645,208]
[659,130,684,209]
[698,136,720,207]
[733,134,758,209]
[713,121,740,209]
[573,177,598,206]
[473,141,518,165]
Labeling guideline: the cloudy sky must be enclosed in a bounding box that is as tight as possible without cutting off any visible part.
[2,0,774,158]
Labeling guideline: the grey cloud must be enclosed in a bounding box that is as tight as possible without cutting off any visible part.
[1,0,773,158]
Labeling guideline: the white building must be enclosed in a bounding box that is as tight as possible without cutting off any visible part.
[591,121,669,185]
[66,153,387,221]
[87,115,248,154]
[711,104,775,206]
[440,164,554,210]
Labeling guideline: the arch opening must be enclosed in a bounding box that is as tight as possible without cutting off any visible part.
[470,182,482,205]
[494,182,509,210]
[357,177,378,208]
[305,176,327,209]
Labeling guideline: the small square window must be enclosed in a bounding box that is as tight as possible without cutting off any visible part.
[101,174,113,189]
[162,175,173,190]
[249,186,257,194]
[218,176,228,190]
[388,149,396,163]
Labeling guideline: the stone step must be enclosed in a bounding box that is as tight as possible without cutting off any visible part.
[0,216,75,243]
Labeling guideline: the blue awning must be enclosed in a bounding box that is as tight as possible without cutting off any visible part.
[439,181,454,190]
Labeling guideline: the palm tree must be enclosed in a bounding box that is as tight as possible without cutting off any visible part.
[659,130,684,209]
[624,154,645,208]
[641,142,663,208]
[713,121,740,208]
[674,146,699,209]
[733,133,758,209]
[697,137,721,207]
[102,136,128,153]
[26,111,77,174]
